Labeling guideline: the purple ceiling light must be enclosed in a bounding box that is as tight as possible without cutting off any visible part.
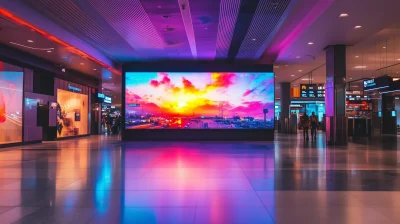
[88,0,165,59]
[178,0,197,59]
[215,0,241,59]
[190,0,222,59]
[260,0,334,63]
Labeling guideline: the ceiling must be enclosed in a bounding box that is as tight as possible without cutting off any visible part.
[1,0,400,103]
[0,16,106,78]
[273,0,400,92]
[1,0,311,62]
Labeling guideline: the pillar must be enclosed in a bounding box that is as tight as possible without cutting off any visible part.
[279,82,290,133]
[381,94,396,134]
[325,45,347,145]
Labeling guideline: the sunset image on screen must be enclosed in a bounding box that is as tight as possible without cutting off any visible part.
[125,72,274,129]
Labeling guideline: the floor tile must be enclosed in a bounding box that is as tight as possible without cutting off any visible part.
[194,206,274,224]
[0,134,398,223]
[87,207,196,224]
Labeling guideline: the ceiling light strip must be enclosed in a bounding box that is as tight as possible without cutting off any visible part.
[264,0,334,62]
[9,42,55,51]
[0,7,121,75]
[215,0,241,58]
[178,0,197,59]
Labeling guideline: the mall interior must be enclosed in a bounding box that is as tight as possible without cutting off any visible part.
[0,0,400,223]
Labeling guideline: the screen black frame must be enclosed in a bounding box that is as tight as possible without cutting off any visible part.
[122,62,274,141]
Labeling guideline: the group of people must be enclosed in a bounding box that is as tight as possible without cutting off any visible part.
[301,112,318,141]
[104,115,122,134]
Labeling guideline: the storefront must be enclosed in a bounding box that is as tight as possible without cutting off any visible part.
[0,61,24,145]
[56,80,90,138]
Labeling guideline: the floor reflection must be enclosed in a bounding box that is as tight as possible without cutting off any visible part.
[0,133,399,223]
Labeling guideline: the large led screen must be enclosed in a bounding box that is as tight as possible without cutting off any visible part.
[125,72,274,129]
[0,71,23,144]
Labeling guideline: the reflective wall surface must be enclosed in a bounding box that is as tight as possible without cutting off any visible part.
[0,134,399,223]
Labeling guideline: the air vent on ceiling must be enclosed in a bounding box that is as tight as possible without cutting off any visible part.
[164,27,175,32]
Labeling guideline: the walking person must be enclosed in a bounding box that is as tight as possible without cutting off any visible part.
[310,112,318,140]
[302,113,310,141]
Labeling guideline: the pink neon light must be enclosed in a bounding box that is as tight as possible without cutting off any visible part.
[264,0,334,62]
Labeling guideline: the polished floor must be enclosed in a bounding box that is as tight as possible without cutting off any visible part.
[0,133,399,224]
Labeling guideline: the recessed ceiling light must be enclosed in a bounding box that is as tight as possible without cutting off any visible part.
[296,56,300,59]
[339,13,348,17]
[285,65,288,67]
[80,63,84,65]
[251,38,256,41]
[47,51,52,53]
[383,46,386,49]
[350,78,353,80]
[291,75,295,77]
[354,66,367,69]
[308,42,314,45]
[93,68,97,71]
[298,70,303,72]
[27,40,34,43]
[354,26,362,29]
[301,78,313,81]
[355,56,359,58]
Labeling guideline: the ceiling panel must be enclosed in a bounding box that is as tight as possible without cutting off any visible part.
[88,0,166,59]
[236,0,291,59]
[140,0,193,59]
[22,0,138,61]
[215,0,241,59]
[190,0,221,59]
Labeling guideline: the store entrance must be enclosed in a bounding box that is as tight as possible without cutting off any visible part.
[38,104,56,141]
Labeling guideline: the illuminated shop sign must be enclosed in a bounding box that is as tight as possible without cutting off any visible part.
[104,95,112,104]
[68,84,81,92]
[98,93,105,99]
[346,95,370,101]
[363,75,390,91]
[346,90,362,95]
[128,103,141,107]
[300,84,325,98]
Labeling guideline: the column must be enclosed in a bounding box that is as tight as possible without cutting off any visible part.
[279,82,290,133]
[325,45,347,145]
[381,94,396,134]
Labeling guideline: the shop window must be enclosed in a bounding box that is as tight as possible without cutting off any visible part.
[0,61,23,145]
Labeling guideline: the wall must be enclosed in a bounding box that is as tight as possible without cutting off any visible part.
[23,68,57,142]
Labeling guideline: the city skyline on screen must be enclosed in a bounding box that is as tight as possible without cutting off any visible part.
[125,72,274,129]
